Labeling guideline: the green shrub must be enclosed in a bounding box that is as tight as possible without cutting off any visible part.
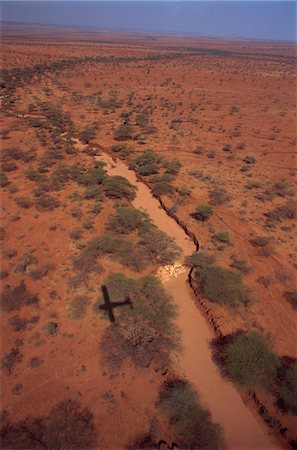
[69,295,90,319]
[225,332,280,388]
[103,175,137,201]
[194,205,213,221]
[107,207,153,234]
[163,159,182,175]
[158,379,224,449]
[195,264,248,307]
[151,181,175,197]
[131,150,159,176]
[185,251,215,268]
[139,228,181,265]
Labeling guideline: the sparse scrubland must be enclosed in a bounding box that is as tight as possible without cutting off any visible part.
[0,24,296,449]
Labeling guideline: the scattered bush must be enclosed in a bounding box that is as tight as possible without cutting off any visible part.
[225,332,280,388]
[114,123,134,141]
[1,347,23,375]
[212,231,230,244]
[185,251,215,269]
[15,196,33,209]
[1,399,98,449]
[158,378,224,449]
[229,257,251,275]
[29,264,54,280]
[265,200,297,223]
[35,194,60,211]
[283,291,297,310]
[194,205,213,221]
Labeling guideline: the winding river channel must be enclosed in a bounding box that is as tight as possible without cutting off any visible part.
[96,151,279,450]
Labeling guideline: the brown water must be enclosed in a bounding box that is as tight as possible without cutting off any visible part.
[97,152,280,450]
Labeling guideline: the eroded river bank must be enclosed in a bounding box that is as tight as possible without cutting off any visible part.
[95,151,279,450]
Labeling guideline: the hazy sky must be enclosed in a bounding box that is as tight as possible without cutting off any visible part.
[1,1,296,41]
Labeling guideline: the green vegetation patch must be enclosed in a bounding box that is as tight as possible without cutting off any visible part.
[98,273,179,369]
[158,378,225,449]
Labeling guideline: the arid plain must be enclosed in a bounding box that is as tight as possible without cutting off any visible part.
[1,23,296,449]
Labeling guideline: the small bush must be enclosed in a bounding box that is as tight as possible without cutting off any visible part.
[35,194,60,211]
[195,265,248,307]
[0,282,39,312]
[225,332,280,388]
[194,205,213,221]
[14,252,38,273]
[209,187,230,205]
[243,155,256,164]
[43,322,58,335]
[29,357,43,368]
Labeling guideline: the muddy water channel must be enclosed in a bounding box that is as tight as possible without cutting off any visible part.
[97,152,279,450]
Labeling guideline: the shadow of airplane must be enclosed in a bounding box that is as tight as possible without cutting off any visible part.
[99,285,133,323]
